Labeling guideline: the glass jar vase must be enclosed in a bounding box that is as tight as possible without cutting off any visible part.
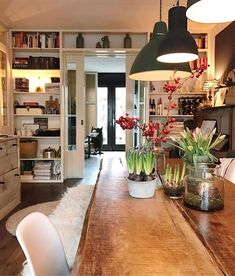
[183,163,224,212]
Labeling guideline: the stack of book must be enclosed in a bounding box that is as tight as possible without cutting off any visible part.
[33,161,53,180]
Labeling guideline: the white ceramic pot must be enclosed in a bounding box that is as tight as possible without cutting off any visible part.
[127,178,157,199]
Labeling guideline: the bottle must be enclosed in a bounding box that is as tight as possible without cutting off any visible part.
[149,99,153,115]
[76,33,84,48]
[96,42,101,48]
[157,98,163,115]
[102,36,110,48]
[152,99,156,115]
[124,33,131,48]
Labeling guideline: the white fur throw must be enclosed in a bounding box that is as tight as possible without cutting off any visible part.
[22,184,94,275]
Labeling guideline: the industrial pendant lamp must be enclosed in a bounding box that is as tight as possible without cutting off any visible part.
[129,0,192,81]
[157,2,198,63]
[186,0,235,23]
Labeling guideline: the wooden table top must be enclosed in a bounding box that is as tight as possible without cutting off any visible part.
[72,157,234,275]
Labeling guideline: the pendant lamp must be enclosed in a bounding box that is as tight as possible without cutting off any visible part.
[129,0,191,81]
[157,5,198,63]
[186,0,235,23]
[129,21,191,81]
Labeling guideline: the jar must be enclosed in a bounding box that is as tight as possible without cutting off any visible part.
[183,163,224,211]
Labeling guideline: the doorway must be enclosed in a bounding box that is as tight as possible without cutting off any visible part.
[97,73,126,151]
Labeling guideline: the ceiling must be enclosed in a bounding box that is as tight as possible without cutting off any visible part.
[0,0,217,73]
[0,0,215,32]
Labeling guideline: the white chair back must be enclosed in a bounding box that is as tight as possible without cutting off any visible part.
[219,158,235,184]
[16,212,70,276]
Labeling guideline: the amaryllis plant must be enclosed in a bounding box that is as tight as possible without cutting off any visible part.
[117,64,208,144]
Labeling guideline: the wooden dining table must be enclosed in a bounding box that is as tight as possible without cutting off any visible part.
[72,157,235,275]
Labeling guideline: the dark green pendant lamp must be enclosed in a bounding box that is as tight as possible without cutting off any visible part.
[129,0,192,81]
[186,0,235,23]
[157,4,198,63]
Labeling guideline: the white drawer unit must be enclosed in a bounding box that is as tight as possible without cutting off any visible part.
[0,136,21,220]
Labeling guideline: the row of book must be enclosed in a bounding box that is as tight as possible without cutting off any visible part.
[13,56,60,69]
[12,32,60,49]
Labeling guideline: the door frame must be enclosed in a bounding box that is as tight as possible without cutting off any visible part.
[98,73,125,151]
[63,52,85,178]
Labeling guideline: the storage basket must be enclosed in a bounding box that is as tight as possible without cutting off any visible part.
[20,139,38,158]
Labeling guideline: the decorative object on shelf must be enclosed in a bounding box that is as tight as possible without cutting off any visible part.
[129,0,192,81]
[101,36,110,48]
[76,33,84,48]
[186,0,235,23]
[157,3,198,63]
[15,104,45,115]
[35,76,43,93]
[96,42,102,48]
[20,139,38,158]
[124,33,132,48]
[126,144,157,198]
[34,118,48,131]
[14,78,29,92]
[163,162,186,199]
[51,77,60,83]
[45,83,60,93]
[43,147,57,159]
[45,96,60,114]
[56,146,61,158]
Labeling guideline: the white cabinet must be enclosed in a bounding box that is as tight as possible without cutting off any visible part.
[0,137,20,220]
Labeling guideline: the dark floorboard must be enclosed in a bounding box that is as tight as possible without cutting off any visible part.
[0,154,102,276]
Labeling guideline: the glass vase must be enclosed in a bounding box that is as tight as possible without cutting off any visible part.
[183,163,224,212]
[153,142,165,189]
[163,179,184,199]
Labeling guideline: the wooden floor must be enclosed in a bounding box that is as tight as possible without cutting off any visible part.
[0,153,104,276]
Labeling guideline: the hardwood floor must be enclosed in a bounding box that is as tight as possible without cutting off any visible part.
[0,154,102,276]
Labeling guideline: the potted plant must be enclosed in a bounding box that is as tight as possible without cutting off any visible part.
[171,127,225,164]
[126,144,157,198]
[171,127,225,211]
[163,162,186,199]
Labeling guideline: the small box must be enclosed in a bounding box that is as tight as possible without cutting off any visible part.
[45,83,60,93]
[15,105,45,115]
[20,139,38,158]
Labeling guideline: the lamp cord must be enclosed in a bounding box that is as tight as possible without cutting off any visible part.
[159,0,162,21]
[174,0,179,6]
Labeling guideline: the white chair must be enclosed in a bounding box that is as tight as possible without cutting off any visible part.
[218,158,235,184]
[16,212,70,276]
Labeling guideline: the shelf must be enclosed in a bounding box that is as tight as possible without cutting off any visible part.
[20,157,61,161]
[149,115,194,118]
[20,175,62,183]
[13,91,60,95]
[19,136,60,139]
[149,92,206,96]
[12,68,60,72]
[14,114,60,117]
[61,48,141,54]
[13,47,60,52]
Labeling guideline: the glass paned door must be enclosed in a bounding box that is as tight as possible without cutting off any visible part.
[97,87,108,144]
[64,54,84,178]
[115,87,126,145]
[97,73,125,151]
